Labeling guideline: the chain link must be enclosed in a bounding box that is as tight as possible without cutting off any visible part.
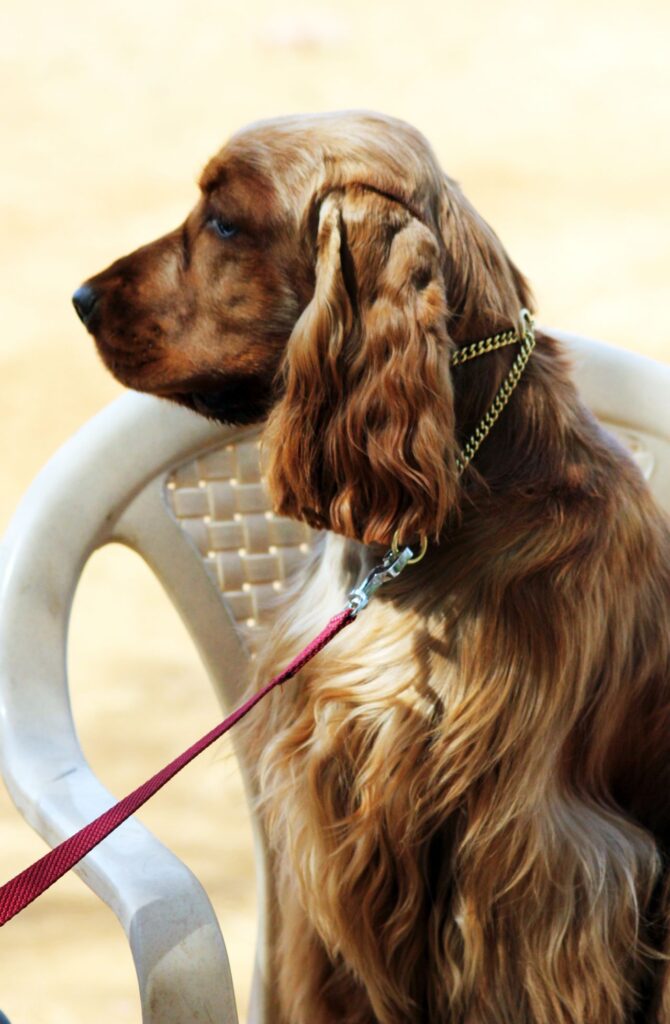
[450,326,520,367]
[453,310,536,474]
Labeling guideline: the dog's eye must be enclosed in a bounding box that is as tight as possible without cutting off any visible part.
[208,216,238,240]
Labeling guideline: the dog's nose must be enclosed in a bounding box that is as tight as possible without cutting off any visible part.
[72,284,99,326]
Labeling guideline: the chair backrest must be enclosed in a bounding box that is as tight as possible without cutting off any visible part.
[0,332,668,1023]
[555,331,670,507]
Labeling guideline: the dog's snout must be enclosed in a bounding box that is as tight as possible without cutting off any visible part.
[72,283,99,327]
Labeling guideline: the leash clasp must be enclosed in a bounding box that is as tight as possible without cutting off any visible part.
[346,544,415,616]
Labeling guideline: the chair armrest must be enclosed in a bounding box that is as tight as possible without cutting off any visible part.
[0,394,243,1022]
[14,757,238,1023]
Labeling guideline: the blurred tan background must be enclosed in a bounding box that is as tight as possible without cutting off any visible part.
[0,0,668,1020]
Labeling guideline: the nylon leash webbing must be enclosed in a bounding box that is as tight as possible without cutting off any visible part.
[0,606,355,926]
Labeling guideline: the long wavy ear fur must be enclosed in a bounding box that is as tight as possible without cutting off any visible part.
[264,187,459,546]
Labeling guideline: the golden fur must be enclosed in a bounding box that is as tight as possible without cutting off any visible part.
[76,111,670,1022]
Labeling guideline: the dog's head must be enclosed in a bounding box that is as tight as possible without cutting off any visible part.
[74,111,531,545]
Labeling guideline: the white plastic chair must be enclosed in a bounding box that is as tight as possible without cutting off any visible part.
[0,332,669,1022]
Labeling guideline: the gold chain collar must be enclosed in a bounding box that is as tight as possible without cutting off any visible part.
[452,308,536,474]
[390,308,536,564]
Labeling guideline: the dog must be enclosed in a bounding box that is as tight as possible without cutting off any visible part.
[73,111,670,1023]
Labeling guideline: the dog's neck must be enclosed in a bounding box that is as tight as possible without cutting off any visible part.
[450,311,535,475]
[452,323,583,499]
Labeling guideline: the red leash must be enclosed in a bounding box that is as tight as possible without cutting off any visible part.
[0,540,417,927]
[0,606,354,926]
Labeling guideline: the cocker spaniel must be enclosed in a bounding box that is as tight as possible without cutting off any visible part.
[73,111,670,1024]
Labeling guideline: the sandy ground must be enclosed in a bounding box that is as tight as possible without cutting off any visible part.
[0,1,668,1021]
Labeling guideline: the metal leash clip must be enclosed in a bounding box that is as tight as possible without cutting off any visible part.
[346,544,415,617]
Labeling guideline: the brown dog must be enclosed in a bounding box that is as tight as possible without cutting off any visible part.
[74,111,670,1023]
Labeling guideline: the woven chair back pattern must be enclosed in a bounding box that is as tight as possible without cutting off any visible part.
[164,431,317,656]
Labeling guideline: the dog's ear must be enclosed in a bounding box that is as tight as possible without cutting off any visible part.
[438,174,533,340]
[264,187,459,547]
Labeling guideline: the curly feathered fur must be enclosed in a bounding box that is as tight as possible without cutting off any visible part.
[76,111,670,1023]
